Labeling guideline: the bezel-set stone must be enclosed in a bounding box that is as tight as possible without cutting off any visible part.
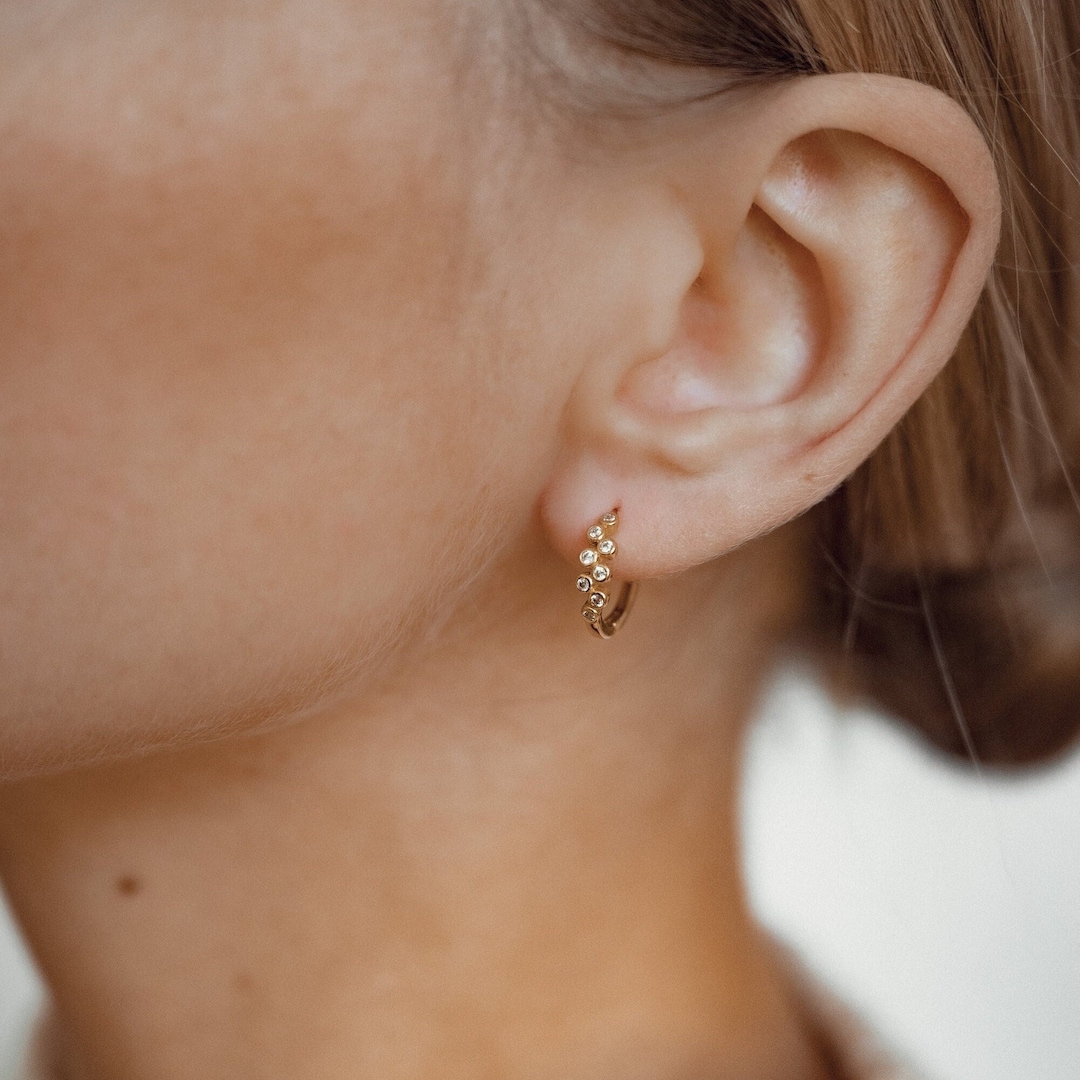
[578,512,624,631]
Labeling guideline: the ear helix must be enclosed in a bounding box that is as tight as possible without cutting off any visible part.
[574,510,638,639]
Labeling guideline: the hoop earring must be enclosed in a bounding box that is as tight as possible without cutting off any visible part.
[575,509,638,639]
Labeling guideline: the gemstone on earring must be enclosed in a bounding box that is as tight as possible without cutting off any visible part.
[592,564,611,583]
[582,606,600,623]
[580,549,598,567]
[576,576,592,592]
[589,591,607,609]
[587,525,605,542]
[597,538,616,557]
[601,511,618,527]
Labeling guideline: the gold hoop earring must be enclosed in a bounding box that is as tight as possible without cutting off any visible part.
[575,509,638,639]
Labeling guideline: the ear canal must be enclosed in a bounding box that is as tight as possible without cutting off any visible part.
[617,204,826,417]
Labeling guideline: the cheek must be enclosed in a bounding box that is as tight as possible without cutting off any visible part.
[0,28,551,773]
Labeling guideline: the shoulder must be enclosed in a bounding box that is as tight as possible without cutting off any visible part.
[9,974,929,1080]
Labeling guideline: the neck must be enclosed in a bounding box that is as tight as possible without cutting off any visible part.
[0,527,824,1080]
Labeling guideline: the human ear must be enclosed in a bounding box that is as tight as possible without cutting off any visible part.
[541,74,1001,578]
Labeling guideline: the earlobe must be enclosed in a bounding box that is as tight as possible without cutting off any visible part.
[542,74,1001,579]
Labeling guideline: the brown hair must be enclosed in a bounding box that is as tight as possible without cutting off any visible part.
[565,0,1080,765]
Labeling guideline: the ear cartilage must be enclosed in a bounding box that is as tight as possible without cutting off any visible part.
[577,510,637,639]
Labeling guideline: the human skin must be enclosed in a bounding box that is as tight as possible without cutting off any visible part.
[0,1,1000,1078]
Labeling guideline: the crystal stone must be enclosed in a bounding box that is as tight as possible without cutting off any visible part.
[576,576,592,592]
[589,592,607,609]
[597,538,616,557]
[582,606,600,623]
[580,549,598,567]
[601,512,618,527]
[587,525,605,542]
[592,564,611,582]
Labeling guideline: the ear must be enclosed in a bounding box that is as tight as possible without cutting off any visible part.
[541,74,1001,578]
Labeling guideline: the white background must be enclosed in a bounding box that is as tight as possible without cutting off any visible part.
[2,669,1079,1079]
